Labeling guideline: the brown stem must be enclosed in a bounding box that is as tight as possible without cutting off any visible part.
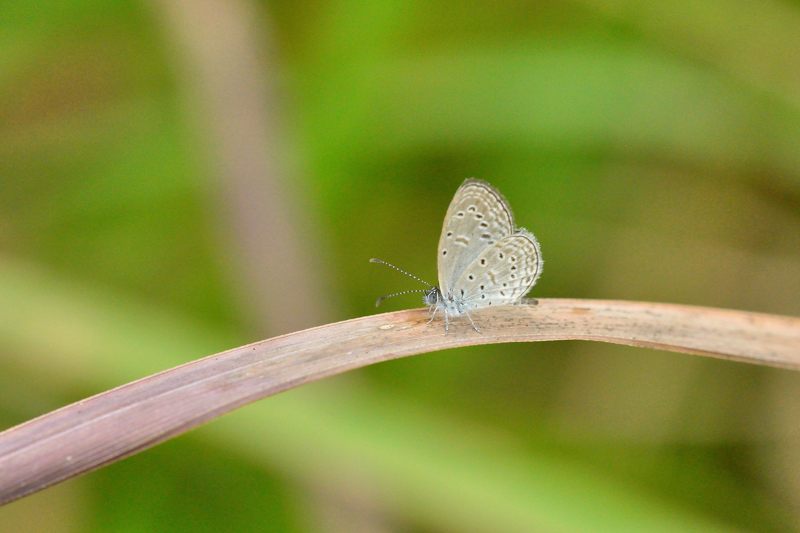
[1,299,798,505]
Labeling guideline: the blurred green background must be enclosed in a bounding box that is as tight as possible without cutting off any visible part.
[2,0,800,531]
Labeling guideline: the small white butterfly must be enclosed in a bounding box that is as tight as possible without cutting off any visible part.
[372,179,543,332]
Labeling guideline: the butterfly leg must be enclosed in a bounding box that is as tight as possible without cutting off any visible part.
[464,308,481,333]
[427,305,439,325]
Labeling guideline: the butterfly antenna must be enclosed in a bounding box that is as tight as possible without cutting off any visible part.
[369,258,433,287]
[374,289,429,307]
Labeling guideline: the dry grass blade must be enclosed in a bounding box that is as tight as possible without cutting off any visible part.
[1,298,798,505]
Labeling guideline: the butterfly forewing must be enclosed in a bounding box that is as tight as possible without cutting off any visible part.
[437,180,515,297]
[451,230,542,308]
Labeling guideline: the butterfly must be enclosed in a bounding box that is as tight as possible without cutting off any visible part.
[372,179,542,332]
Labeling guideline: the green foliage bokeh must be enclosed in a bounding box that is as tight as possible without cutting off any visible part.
[2,1,800,531]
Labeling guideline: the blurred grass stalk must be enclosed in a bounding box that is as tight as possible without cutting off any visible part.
[151,0,335,334]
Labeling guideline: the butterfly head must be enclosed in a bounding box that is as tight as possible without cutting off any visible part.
[423,286,441,308]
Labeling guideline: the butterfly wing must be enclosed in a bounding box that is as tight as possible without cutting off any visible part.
[450,230,542,309]
[437,179,515,297]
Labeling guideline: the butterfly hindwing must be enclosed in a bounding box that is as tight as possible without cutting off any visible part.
[450,230,542,309]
